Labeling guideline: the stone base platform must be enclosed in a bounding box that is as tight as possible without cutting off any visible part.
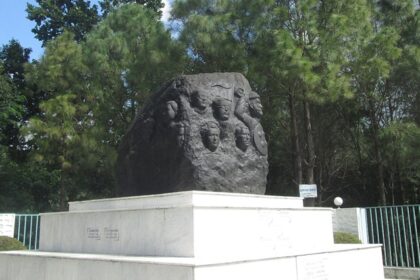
[0,244,384,280]
[38,191,332,258]
[0,191,386,279]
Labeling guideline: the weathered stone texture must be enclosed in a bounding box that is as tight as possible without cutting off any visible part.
[117,73,268,196]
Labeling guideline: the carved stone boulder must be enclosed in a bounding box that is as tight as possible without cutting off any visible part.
[117,73,268,196]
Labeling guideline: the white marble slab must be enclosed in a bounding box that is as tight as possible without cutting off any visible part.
[68,191,303,212]
[0,245,385,280]
[40,202,333,258]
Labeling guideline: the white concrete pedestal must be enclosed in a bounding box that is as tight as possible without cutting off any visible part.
[0,191,385,279]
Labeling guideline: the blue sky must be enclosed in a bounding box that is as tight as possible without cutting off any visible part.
[0,0,171,61]
[0,0,43,60]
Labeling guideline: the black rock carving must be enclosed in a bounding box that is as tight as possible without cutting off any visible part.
[191,90,211,114]
[235,124,251,152]
[117,73,269,196]
[249,91,263,119]
[201,121,220,152]
[213,98,232,121]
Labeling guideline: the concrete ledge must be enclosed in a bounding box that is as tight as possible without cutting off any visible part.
[0,245,385,280]
[40,191,332,258]
[68,191,304,212]
[385,267,420,280]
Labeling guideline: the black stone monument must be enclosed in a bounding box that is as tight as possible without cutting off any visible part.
[117,73,268,196]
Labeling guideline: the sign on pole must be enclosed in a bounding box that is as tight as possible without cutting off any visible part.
[0,214,16,237]
[299,184,317,198]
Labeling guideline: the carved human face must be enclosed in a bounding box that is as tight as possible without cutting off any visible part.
[249,97,263,118]
[236,128,251,152]
[204,127,220,152]
[214,100,232,121]
[161,101,178,123]
[192,91,211,111]
[176,124,186,147]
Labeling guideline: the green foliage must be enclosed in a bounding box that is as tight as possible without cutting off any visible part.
[1,0,419,211]
[0,40,31,89]
[0,145,59,212]
[100,0,164,17]
[0,68,24,134]
[16,4,185,210]
[83,3,186,143]
[333,232,361,244]
[0,237,26,251]
[0,41,29,152]
[27,0,100,46]
[171,0,420,205]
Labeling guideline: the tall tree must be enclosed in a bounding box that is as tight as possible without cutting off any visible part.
[83,3,186,145]
[0,40,32,160]
[0,40,31,90]
[100,0,164,16]
[0,66,24,143]
[23,4,185,209]
[27,0,100,46]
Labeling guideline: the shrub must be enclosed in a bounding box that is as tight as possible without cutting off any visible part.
[0,236,26,251]
[334,232,361,244]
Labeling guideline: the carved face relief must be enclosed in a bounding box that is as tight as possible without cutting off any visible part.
[249,92,263,119]
[176,122,188,147]
[161,100,178,123]
[235,126,251,152]
[234,87,245,98]
[191,90,211,112]
[201,122,220,152]
[213,99,232,121]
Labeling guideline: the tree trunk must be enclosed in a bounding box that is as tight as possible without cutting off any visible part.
[303,99,316,183]
[58,170,67,211]
[289,92,302,195]
[368,99,387,205]
[303,98,316,206]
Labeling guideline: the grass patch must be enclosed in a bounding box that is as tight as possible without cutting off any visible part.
[334,232,362,244]
[0,236,26,251]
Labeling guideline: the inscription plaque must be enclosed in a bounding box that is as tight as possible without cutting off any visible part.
[0,214,15,237]
[104,227,120,241]
[297,255,329,280]
[87,228,101,240]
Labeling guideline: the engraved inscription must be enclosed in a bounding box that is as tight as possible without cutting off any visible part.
[87,227,101,240]
[298,256,329,280]
[104,227,120,241]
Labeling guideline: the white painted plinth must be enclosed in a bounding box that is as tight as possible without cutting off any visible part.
[0,191,385,279]
[0,245,384,280]
[69,191,304,211]
[39,191,332,258]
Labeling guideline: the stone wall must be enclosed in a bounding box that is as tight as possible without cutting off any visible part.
[332,208,369,244]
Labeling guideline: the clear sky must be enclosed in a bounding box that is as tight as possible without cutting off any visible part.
[0,0,172,61]
[0,0,43,60]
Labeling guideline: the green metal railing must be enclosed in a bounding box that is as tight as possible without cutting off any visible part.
[366,205,420,268]
[14,214,40,250]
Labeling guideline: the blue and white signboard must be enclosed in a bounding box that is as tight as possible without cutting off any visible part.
[0,214,15,237]
[299,184,317,198]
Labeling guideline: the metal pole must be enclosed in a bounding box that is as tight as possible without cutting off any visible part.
[17,215,21,242]
[23,215,27,247]
[29,215,33,250]
[401,206,409,267]
[369,209,374,243]
[396,207,404,266]
[407,207,415,268]
[385,207,392,266]
[375,208,380,245]
[380,208,387,265]
[34,215,39,250]
[390,207,398,266]
[414,206,420,268]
